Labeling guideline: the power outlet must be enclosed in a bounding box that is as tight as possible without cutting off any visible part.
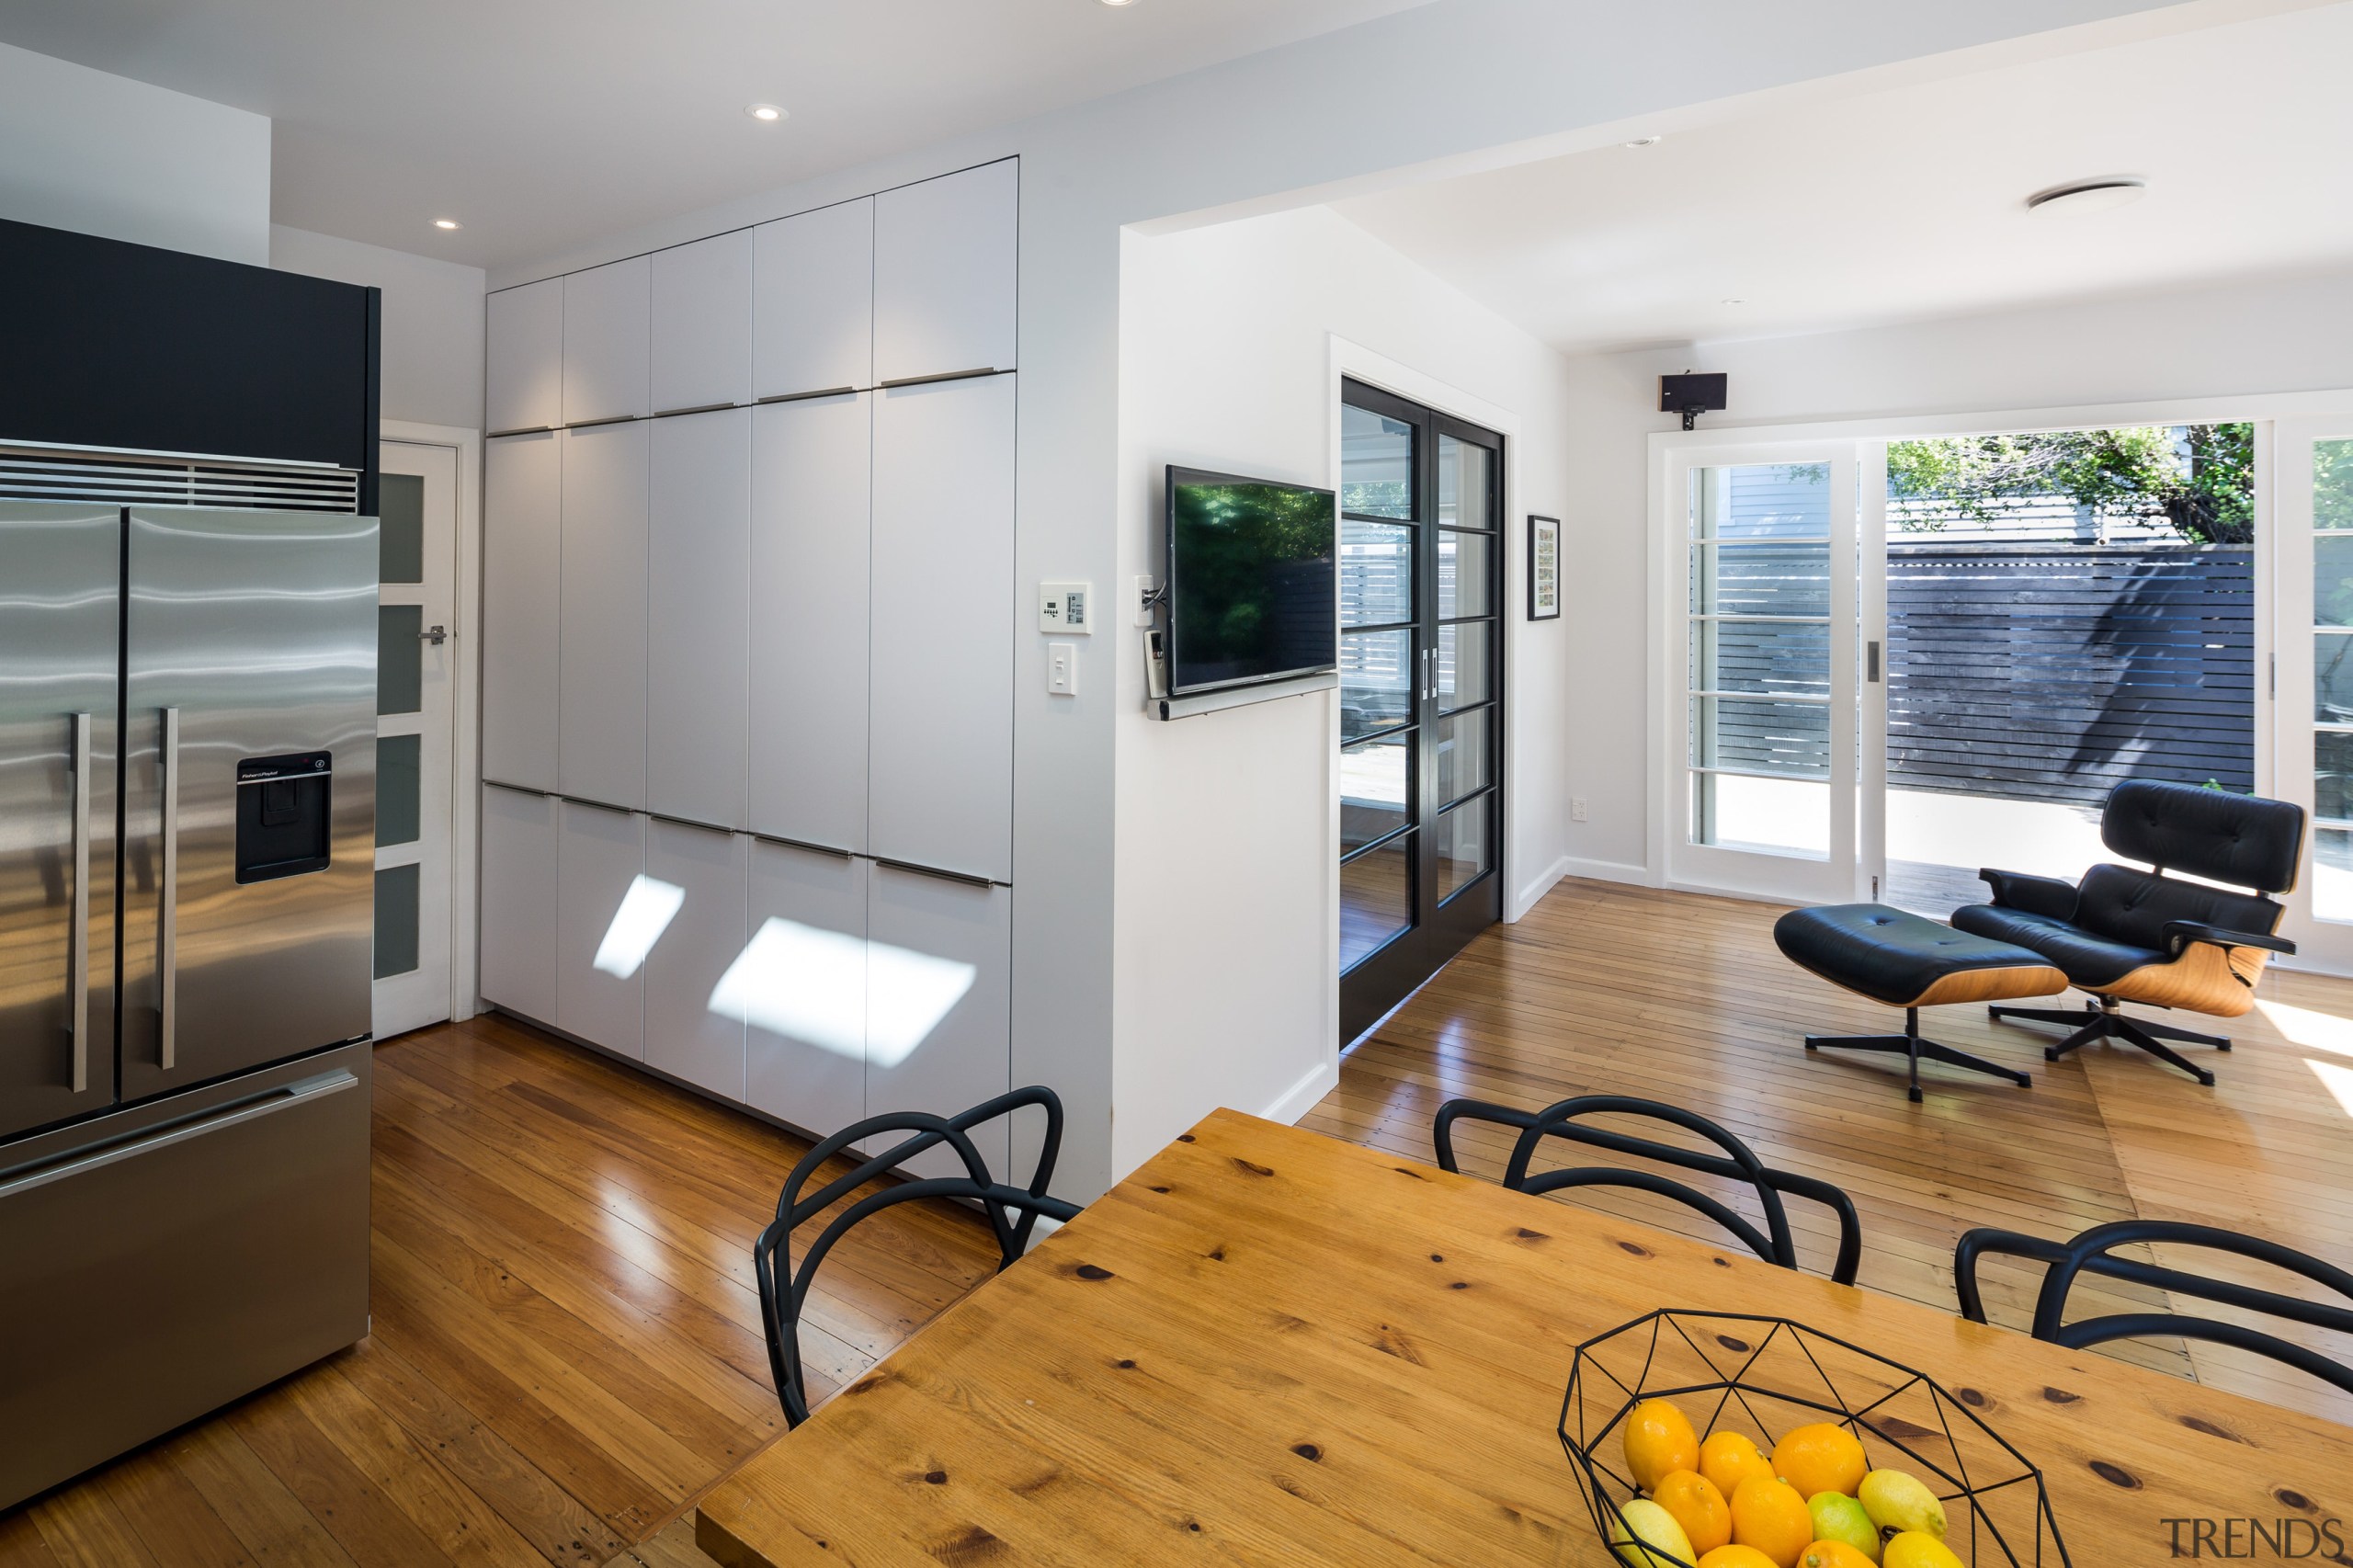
[1132,575,1157,627]
[1571,797,1588,823]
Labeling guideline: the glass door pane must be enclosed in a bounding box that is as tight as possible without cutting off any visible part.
[2301,430,2353,934]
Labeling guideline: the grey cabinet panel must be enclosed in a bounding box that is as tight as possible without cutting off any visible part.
[864,866,1009,1177]
[555,801,645,1058]
[486,278,563,434]
[643,819,746,1102]
[748,393,869,852]
[752,198,872,400]
[873,161,1016,385]
[739,840,865,1138]
[562,256,650,425]
[479,785,557,1019]
[559,422,650,810]
[483,432,561,791]
[869,374,1013,881]
[652,231,753,415]
[649,409,750,829]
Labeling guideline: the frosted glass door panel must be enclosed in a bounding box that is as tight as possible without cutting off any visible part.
[485,278,562,434]
[873,161,1016,385]
[752,199,873,400]
[863,866,1009,1178]
[483,432,561,790]
[555,801,646,1057]
[870,374,1013,881]
[749,393,869,852]
[651,230,753,415]
[642,819,746,1101]
[562,256,650,425]
[649,408,750,829]
[740,840,867,1138]
[478,785,557,1019]
[560,421,650,809]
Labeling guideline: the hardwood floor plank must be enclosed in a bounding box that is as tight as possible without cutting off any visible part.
[95,1448,256,1568]
[171,1422,366,1567]
[0,1510,62,1568]
[223,1386,461,1568]
[27,1483,162,1568]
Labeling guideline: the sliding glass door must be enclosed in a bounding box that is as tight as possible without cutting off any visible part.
[1338,380,1504,1041]
[2274,416,2353,967]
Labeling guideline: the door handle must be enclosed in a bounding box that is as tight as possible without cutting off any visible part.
[1867,640,1881,683]
[160,706,179,1072]
[418,623,449,646]
[69,712,91,1093]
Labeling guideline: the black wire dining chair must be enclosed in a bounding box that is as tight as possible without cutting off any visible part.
[1433,1094,1863,1285]
[753,1085,1081,1427]
[1955,1219,2353,1397]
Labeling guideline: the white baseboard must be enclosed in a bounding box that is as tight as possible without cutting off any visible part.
[1261,1057,1339,1127]
[1559,857,1653,888]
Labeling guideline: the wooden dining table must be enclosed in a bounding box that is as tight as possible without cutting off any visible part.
[696,1108,2353,1566]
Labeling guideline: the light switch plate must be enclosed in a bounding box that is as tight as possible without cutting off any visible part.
[1039,580,1094,635]
[1047,642,1077,695]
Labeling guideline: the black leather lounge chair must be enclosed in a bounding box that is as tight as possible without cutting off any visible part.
[1950,779,2305,1085]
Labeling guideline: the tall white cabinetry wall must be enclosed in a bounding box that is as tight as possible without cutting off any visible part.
[477,158,1020,1159]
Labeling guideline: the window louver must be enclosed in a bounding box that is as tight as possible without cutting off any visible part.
[0,444,361,513]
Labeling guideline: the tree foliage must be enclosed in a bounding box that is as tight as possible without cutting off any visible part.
[1886,424,2255,543]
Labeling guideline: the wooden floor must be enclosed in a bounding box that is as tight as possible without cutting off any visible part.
[7,877,2351,1563]
[1305,875,2353,1429]
[0,1015,1000,1568]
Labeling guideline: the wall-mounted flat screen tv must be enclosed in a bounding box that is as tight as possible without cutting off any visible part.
[1165,466,1337,698]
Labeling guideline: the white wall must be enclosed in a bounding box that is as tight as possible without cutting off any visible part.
[0,40,269,265]
[271,225,487,431]
[1112,206,1574,1172]
[1557,263,2353,881]
[485,0,2204,1198]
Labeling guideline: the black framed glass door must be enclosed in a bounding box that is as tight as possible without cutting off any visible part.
[1338,379,1504,1041]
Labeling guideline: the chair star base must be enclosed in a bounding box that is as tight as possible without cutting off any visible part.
[1989,997,2226,1086]
[1807,1006,2034,1103]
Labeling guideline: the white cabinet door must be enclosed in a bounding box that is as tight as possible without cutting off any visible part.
[485,278,563,434]
[560,421,650,809]
[873,161,1016,385]
[643,819,746,1101]
[749,392,869,852]
[483,431,562,791]
[864,865,1009,1177]
[739,840,866,1138]
[651,231,752,415]
[478,785,557,1020]
[563,256,650,425]
[870,373,1013,881]
[555,800,646,1057]
[751,198,873,400]
[649,408,749,829]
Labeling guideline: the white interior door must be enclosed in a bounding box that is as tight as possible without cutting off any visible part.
[374,438,459,1038]
[2272,414,2353,971]
[1665,443,1863,903]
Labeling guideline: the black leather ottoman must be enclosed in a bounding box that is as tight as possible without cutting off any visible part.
[1773,903,2066,1101]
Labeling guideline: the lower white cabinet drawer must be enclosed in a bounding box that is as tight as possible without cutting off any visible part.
[863,865,1010,1178]
[739,841,866,1139]
[556,800,646,1058]
[643,819,746,1101]
[479,785,557,1019]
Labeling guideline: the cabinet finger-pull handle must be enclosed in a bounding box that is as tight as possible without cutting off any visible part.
[160,706,180,1072]
[69,712,91,1092]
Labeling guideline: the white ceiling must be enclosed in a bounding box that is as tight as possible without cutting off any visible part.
[0,0,1435,270]
[1332,3,2353,355]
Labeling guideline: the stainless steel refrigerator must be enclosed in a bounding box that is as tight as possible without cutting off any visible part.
[0,501,377,1509]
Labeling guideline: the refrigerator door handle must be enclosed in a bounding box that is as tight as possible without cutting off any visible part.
[160,705,179,1071]
[69,711,91,1093]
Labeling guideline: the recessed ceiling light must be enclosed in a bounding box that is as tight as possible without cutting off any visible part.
[2026,178,2146,219]
[433,219,460,231]
[1722,298,1746,306]
[1098,0,1140,6]
[746,103,786,122]
[1624,135,1662,148]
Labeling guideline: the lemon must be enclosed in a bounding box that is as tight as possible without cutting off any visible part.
[1612,1498,1698,1568]
[1858,1470,1947,1540]
[1883,1532,1965,1568]
[1806,1493,1881,1562]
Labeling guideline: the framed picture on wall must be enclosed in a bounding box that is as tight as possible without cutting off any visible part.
[1527,514,1561,620]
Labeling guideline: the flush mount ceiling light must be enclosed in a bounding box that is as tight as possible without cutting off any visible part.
[1623,135,1661,148]
[2026,178,2147,219]
[1721,297,1746,306]
[746,103,787,122]
[433,218,460,230]
[1097,0,1140,7]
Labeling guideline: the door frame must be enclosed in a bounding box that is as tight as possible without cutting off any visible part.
[383,418,483,1025]
[1645,392,2353,925]
[1326,337,1523,1055]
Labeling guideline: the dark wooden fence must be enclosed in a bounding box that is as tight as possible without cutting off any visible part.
[1886,541,2253,804]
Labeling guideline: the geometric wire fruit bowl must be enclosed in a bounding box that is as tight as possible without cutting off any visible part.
[1562,1312,2071,1566]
